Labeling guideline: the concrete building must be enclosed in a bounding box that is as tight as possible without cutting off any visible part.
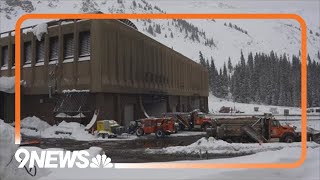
[0,19,209,126]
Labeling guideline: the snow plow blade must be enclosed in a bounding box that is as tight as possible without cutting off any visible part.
[241,125,267,144]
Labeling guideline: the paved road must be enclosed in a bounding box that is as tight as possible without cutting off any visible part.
[22,133,249,163]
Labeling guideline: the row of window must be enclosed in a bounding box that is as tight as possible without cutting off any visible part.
[0,31,90,68]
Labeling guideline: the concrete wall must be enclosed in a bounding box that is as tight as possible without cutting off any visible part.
[0,19,208,97]
[0,19,209,125]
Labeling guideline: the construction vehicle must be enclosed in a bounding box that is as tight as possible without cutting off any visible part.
[135,117,177,138]
[206,114,298,143]
[163,110,212,131]
[97,120,126,138]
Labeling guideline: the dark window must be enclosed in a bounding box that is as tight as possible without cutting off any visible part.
[316,109,320,113]
[79,31,90,57]
[63,34,74,59]
[12,44,15,66]
[1,46,8,67]
[49,37,59,61]
[36,39,45,63]
[24,42,32,65]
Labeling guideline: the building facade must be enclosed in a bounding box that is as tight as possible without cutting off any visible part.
[0,19,209,126]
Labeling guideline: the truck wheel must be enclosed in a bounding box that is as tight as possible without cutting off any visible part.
[155,130,165,138]
[136,128,144,137]
[101,134,106,139]
[284,135,294,143]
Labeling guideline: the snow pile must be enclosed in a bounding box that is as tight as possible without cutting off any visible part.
[0,76,15,93]
[62,89,90,93]
[31,23,48,41]
[41,121,97,141]
[0,119,24,180]
[20,116,136,141]
[56,113,86,118]
[0,120,18,166]
[147,137,319,155]
[21,116,51,131]
[20,117,97,140]
[40,121,136,141]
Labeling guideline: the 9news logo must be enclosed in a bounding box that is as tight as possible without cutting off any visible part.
[15,148,113,168]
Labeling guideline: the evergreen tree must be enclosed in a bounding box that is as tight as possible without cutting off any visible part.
[199,51,206,67]
[210,57,219,96]
[227,57,233,72]
[147,25,154,35]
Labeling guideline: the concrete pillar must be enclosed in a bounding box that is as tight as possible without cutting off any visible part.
[115,94,121,124]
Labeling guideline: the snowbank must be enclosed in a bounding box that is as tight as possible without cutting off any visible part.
[62,89,90,93]
[31,23,48,41]
[42,121,98,141]
[21,116,51,131]
[20,117,136,141]
[0,120,24,180]
[20,118,99,141]
[36,146,320,180]
[146,137,319,155]
[56,112,86,118]
[0,76,15,93]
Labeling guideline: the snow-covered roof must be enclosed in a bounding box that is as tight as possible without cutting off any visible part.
[31,23,48,41]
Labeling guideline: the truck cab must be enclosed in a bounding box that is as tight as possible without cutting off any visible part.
[191,111,212,131]
[270,119,296,143]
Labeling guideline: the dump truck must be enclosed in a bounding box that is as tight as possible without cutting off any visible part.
[135,117,178,138]
[206,114,299,143]
[162,110,212,131]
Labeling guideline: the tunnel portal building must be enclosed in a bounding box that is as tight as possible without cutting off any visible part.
[0,19,209,126]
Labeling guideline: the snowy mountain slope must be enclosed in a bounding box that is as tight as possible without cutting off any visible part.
[0,0,319,68]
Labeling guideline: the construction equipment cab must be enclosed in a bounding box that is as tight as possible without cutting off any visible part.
[97,120,125,138]
[136,117,178,138]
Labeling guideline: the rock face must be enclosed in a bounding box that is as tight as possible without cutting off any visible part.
[80,0,99,12]
[0,0,319,68]
[5,0,34,12]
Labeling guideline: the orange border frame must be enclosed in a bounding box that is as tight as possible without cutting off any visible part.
[14,14,307,169]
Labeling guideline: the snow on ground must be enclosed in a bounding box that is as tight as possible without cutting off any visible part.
[36,146,320,180]
[208,94,320,132]
[170,131,206,137]
[0,76,15,93]
[21,116,51,132]
[2,118,320,180]
[0,119,29,180]
[146,137,319,155]
[208,94,301,114]
[20,117,137,141]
